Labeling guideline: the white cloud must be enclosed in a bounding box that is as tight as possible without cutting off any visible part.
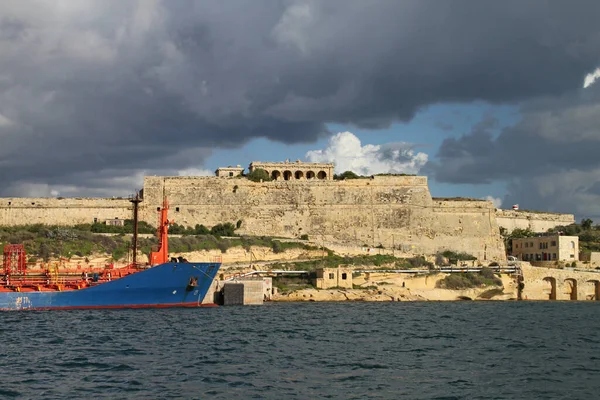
[483,195,502,208]
[305,131,428,175]
[177,167,214,176]
[583,67,600,88]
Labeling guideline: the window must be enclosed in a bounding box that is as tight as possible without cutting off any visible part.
[93,218,98,223]
[551,241,557,246]
[570,254,575,258]
[552,253,557,260]
[570,241,575,249]
[229,172,234,177]
[175,207,180,212]
[328,273,335,279]
[341,273,347,280]
[157,207,161,211]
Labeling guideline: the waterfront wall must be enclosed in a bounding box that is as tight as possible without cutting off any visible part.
[521,263,600,301]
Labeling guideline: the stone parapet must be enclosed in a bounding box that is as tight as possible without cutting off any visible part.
[495,209,574,233]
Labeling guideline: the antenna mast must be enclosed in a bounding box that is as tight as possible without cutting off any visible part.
[129,191,143,267]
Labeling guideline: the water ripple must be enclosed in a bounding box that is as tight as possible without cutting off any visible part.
[1,302,599,398]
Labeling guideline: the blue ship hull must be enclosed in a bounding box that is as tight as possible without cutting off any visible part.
[0,262,221,310]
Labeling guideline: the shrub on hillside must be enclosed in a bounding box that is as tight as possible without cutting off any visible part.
[440,250,477,262]
[334,171,361,180]
[246,168,272,182]
[210,223,236,237]
[436,270,502,289]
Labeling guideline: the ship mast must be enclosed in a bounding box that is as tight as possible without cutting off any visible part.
[149,197,170,266]
[129,191,142,267]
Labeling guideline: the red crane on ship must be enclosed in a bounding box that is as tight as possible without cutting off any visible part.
[149,197,171,266]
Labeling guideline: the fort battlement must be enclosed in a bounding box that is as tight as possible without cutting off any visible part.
[0,174,574,261]
[495,209,575,233]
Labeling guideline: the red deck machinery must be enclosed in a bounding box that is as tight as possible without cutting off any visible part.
[3,244,27,277]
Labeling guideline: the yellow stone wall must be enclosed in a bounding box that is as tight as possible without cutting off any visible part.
[140,175,506,260]
[0,197,132,226]
[521,263,600,301]
[495,209,574,233]
[0,175,575,261]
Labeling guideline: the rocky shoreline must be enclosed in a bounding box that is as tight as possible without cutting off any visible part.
[272,283,516,302]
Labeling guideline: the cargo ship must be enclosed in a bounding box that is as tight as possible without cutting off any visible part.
[0,196,221,310]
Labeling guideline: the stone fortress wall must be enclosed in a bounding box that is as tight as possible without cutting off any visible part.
[0,197,132,226]
[0,172,575,261]
[140,175,505,260]
[495,209,574,233]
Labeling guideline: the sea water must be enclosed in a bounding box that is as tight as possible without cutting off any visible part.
[2,302,599,399]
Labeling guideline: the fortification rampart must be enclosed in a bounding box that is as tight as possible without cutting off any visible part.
[140,176,505,260]
[495,209,575,233]
[0,175,575,261]
[0,197,132,226]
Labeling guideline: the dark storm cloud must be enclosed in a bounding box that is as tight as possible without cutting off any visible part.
[1,0,600,195]
[427,84,600,218]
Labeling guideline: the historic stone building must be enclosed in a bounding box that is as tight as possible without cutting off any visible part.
[215,166,244,178]
[248,160,334,181]
[315,267,353,289]
[512,234,579,262]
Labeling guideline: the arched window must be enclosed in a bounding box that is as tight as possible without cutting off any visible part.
[283,170,292,181]
[295,171,304,179]
[306,171,315,179]
[317,171,327,180]
[271,170,281,180]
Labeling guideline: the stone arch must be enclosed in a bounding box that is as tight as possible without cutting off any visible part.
[295,170,304,180]
[543,277,557,300]
[283,170,292,181]
[585,280,600,301]
[306,171,315,180]
[317,171,327,180]
[564,278,578,300]
[271,170,281,180]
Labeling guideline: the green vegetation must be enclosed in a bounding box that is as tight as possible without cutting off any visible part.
[245,168,272,182]
[548,219,600,254]
[439,250,477,263]
[334,171,363,180]
[333,171,417,180]
[0,224,315,261]
[272,275,314,294]
[436,268,502,289]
